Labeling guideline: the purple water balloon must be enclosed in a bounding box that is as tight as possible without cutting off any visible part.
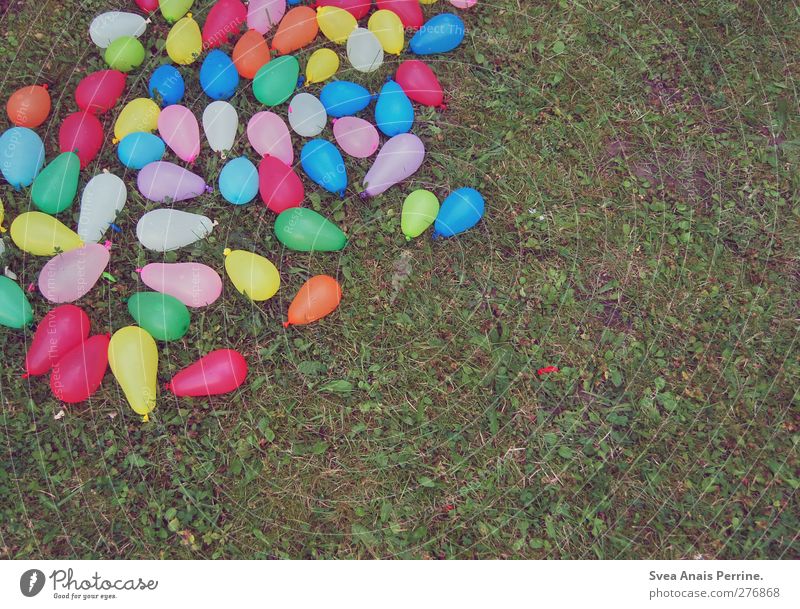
[361,133,425,197]
[137,161,212,203]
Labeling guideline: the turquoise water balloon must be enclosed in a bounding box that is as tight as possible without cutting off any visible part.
[375,79,414,136]
[320,81,373,118]
[200,50,239,100]
[219,156,258,205]
[149,64,185,106]
[301,139,347,197]
[117,132,166,169]
[0,127,45,189]
[433,187,484,238]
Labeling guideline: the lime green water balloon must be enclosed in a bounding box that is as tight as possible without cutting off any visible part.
[104,36,145,72]
[401,189,439,239]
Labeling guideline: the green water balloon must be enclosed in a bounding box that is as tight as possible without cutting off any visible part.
[0,276,33,329]
[127,291,190,341]
[274,207,347,252]
[401,189,439,240]
[104,36,146,72]
[253,56,300,107]
[31,152,80,215]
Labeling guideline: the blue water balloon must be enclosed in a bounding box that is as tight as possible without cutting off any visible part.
[200,50,240,101]
[219,156,258,205]
[300,139,348,197]
[433,188,485,238]
[117,132,166,170]
[0,127,45,189]
[410,13,466,55]
[149,65,185,106]
[375,80,414,137]
[320,81,373,118]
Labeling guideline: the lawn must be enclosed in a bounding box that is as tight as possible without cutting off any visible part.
[0,0,797,559]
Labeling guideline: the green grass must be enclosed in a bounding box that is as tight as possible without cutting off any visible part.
[0,0,798,559]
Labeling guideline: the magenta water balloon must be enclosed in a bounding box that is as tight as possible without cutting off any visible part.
[137,161,210,202]
[158,104,200,163]
[362,133,425,197]
[333,117,379,158]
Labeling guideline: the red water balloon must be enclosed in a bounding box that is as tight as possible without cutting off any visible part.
[59,111,104,169]
[166,349,248,397]
[202,0,247,49]
[258,155,305,213]
[24,305,90,377]
[375,0,422,29]
[395,60,444,107]
[135,0,159,12]
[75,70,127,115]
[315,0,372,20]
[50,334,110,403]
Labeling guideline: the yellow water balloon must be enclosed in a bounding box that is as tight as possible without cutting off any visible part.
[223,248,280,301]
[10,212,83,256]
[306,48,340,85]
[108,326,158,420]
[368,10,404,55]
[166,13,202,65]
[317,6,357,44]
[113,97,160,143]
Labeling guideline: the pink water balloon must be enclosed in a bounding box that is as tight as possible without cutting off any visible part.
[247,0,285,34]
[247,111,293,165]
[139,262,222,308]
[450,0,478,8]
[158,104,200,163]
[38,243,110,303]
[362,133,426,197]
[333,117,380,159]
[137,161,211,202]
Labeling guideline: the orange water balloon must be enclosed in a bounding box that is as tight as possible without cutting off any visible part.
[272,6,319,55]
[6,85,51,128]
[284,275,342,327]
[233,29,271,79]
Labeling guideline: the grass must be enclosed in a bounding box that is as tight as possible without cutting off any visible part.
[0,0,798,559]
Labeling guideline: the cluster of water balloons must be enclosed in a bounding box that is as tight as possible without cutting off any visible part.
[0,0,484,421]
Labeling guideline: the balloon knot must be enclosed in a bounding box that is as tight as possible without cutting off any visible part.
[102,167,109,174]
[134,268,142,273]
[0,225,6,233]
[112,138,119,145]
[42,84,49,90]
[282,321,290,328]
[142,413,149,423]
[405,235,411,242]
[205,185,214,193]
[332,118,338,124]
[21,372,30,379]
[359,191,369,200]
[438,102,448,112]
[105,333,111,339]
[187,12,192,19]
[223,248,232,256]
[104,240,112,250]
[296,76,305,88]
[164,382,171,391]
[26,283,35,292]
